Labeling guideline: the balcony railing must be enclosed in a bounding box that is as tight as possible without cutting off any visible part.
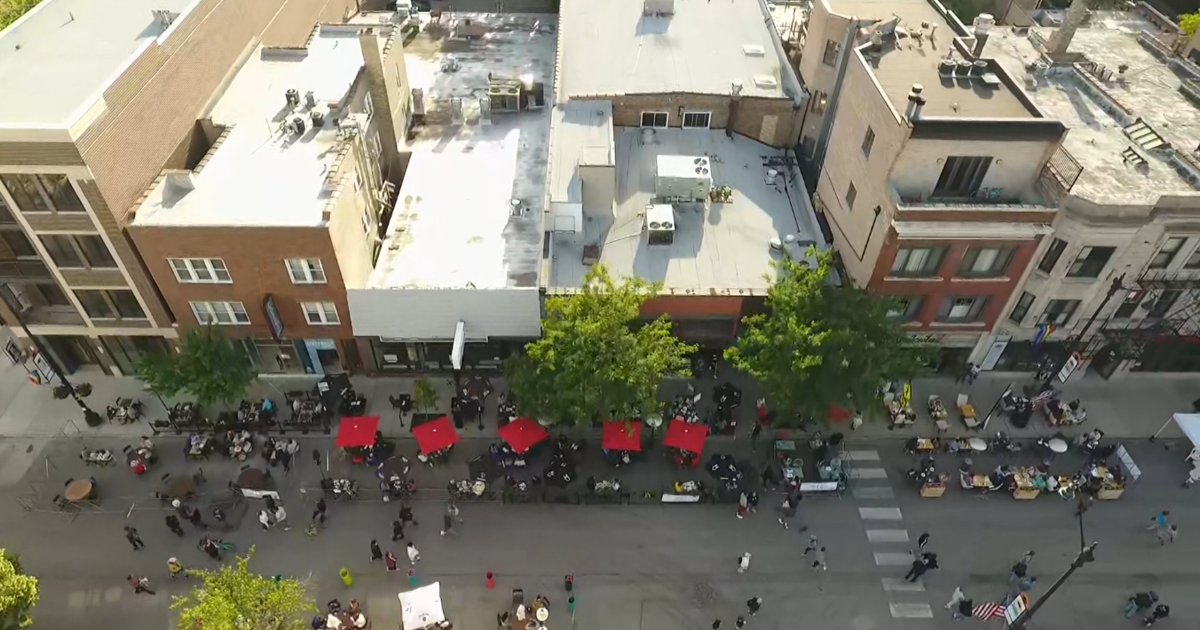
[0,261,52,281]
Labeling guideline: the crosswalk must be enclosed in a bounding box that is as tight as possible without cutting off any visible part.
[844,448,935,620]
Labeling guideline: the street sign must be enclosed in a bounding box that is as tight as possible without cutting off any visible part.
[1056,352,1082,384]
[1004,593,1030,626]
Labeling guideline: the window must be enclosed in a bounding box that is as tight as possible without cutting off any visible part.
[1038,238,1068,274]
[0,195,14,223]
[286,258,326,284]
[0,174,85,213]
[1039,299,1080,326]
[1066,246,1116,278]
[1184,246,1200,270]
[1,231,36,258]
[169,258,231,283]
[1149,237,1186,269]
[1113,292,1141,319]
[682,112,711,128]
[1009,291,1035,324]
[822,40,841,65]
[845,182,857,211]
[1147,290,1182,318]
[810,91,828,114]
[937,296,988,323]
[933,156,993,198]
[361,208,373,237]
[958,246,1015,278]
[191,301,250,325]
[75,235,117,268]
[108,290,145,319]
[75,290,115,319]
[364,92,374,121]
[861,127,875,158]
[891,247,946,277]
[302,301,340,325]
[640,112,668,128]
[886,296,923,322]
[40,235,84,268]
[354,168,363,192]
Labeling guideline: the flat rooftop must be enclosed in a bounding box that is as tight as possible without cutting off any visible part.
[548,128,825,292]
[0,0,196,127]
[986,13,1200,204]
[827,0,1038,118]
[368,14,556,290]
[130,26,368,228]
[558,0,793,99]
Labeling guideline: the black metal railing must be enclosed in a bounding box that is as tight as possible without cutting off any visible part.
[1044,146,1084,195]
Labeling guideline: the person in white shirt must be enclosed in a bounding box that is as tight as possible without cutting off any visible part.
[406,542,420,564]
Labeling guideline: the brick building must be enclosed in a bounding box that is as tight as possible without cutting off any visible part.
[0,0,357,376]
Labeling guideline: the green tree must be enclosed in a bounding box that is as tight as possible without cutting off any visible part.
[1180,11,1200,36]
[411,378,439,416]
[506,264,695,426]
[171,547,316,630]
[0,548,37,630]
[136,326,255,408]
[725,249,930,426]
[0,0,45,31]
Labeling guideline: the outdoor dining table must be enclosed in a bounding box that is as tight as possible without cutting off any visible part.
[64,478,96,502]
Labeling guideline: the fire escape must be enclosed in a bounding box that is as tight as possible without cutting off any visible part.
[1094,269,1200,373]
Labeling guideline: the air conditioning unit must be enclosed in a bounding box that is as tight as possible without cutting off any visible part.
[645,204,676,246]
[655,155,713,201]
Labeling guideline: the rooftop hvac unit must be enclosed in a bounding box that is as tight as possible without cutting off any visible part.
[285,89,301,109]
[655,155,713,201]
[645,204,676,246]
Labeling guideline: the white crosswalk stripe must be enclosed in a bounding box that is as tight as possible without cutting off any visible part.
[874,552,914,566]
[852,486,895,500]
[845,450,881,461]
[890,603,934,618]
[847,468,889,480]
[866,529,910,543]
[858,506,904,520]
[881,577,926,592]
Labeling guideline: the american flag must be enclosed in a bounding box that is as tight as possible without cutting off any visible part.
[973,602,1006,621]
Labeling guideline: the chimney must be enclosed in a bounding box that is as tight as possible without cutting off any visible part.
[905,84,926,120]
[1046,0,1089,57]
[972,13,994,57]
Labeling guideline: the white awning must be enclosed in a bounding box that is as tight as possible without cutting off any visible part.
[1170,412,1200,448]
[451,321,466,371]
[398,582,445,630]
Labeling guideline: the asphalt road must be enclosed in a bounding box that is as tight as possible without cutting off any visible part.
[1,432,1197,630]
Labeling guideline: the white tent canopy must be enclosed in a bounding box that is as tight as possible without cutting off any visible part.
[398,582,446,630]
[1154,413,1200,449]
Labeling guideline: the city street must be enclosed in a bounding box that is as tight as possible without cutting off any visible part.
[0,429,1196,630]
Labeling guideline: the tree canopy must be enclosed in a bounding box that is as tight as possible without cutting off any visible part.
[1180,11,1200,36]
[0,0,44,31]
[725,249,930,425]
[171,548,315,630]
[506,265,695,426]
[0,549,37,630]
[136,326,256,408]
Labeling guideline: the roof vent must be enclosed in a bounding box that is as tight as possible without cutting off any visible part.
[152,9,178,28]
[753,75,778,89]
[643,0,674,16]
[743,44,766,57]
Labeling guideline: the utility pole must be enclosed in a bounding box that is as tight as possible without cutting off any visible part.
[1040,273,1125,389]
[1009,542,1098,630]
[11,310,103,428]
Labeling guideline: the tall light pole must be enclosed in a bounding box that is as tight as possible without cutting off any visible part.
[1009,542,1098,630]
[12,311,103,427]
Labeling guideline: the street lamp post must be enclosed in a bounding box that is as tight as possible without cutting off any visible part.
[981,382,1014,431]
[1009,542,1098,630]
[12,310,103,428]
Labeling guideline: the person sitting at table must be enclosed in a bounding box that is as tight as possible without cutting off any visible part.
[139,436,156,460]
[532,594,550,609]
[328,600,342,614]
[347,599,361,616]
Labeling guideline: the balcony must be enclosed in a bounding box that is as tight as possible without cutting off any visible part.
[893,147,1082,214]
[0,261,53,281]
[18,306,86,326]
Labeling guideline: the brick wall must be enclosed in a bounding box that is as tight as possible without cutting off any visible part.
[127,225,354,342]
[603,94,800,148]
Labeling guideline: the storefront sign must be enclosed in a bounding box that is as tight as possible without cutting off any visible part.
[1057,352,1082,384]
[450,321,466,371]
[262,295,285,340]
[1004,593,1029,625]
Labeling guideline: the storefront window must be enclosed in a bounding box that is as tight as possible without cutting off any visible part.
[240,338,309,374]
[101,336,169,376]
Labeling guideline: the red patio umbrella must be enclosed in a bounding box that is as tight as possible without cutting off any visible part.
[413,415,460,455]
[497,417,549,454]
[602,420,643,452]
[663,418,708,454]
[334,415,380,448]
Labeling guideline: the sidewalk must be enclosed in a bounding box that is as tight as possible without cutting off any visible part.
[0,364,1196,442]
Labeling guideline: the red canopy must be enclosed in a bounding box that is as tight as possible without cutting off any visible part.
[335,415,379,448]
[497,417,549,454]
[413,416,460,455]
[663,418,708,453]
[602,420,643,452]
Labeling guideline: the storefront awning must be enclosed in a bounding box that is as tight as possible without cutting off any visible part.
[451,321,466,370]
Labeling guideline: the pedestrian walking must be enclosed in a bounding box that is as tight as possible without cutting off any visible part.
[945,587,965,610]
[1145,604,1170,627]
[441,511,457,536]
[810,546,827,571]
[167,557,184,579]
[1167,524,1179,543]
[905,559,928,583]
[1147,510,1170,532]
[392,520,406,541]
[747,491,759,513]
[124,526,145,550]
[953,599,974,620]
[188,507,208,530]
[746,597,762,617]
[777,495,797,529]
[370,539,383,562]
[128,575,156,595]
[1009,576,1036,603]
[967,363,981,384]
[760,464,777,490]
[917,532,930,553]
[385,551,398,572]
[737,552,751,574]
[259,509,273,531]
[737,492,749,519]
[1125,592,1159,618]
[274,505,289,531]
[407,542,420,565]
[712,620,722,630]
[313,498,327,525]
[750,423,762,451]
[1009,552,1033,582]
[803,535,819,556]
[400,505,419,527]
[735,616,746,630]
[165,514,185,537]
[448,502,462,523]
